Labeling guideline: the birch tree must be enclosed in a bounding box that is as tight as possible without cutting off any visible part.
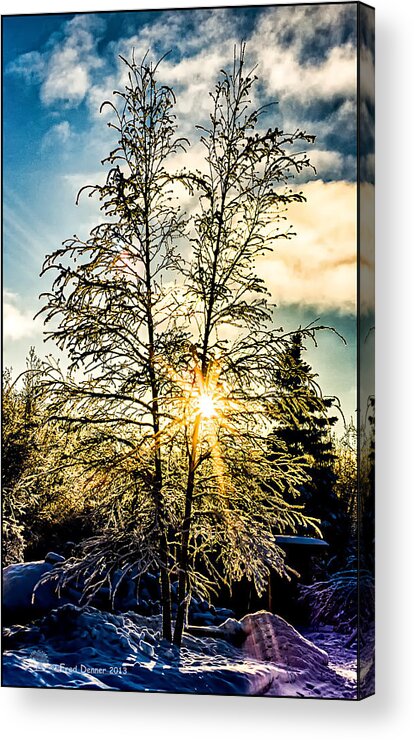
[38,54,189,641]
[38,47,333,648]
[171,46,322,645]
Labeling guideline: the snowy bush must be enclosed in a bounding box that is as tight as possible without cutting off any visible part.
[298,568,374,634]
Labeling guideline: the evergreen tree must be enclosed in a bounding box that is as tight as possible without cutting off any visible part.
[2,350,99,563]
[1,360,37,564]
[270,332,346,552]
[360,396,375,569]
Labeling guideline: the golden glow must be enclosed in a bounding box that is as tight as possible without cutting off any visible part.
[149,357,235,491]
[142,355,257,497]
[197,392,217,419]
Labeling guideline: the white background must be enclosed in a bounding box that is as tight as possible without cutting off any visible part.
[1,0,413,737]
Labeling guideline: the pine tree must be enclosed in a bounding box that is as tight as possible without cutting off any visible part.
[1,358,39,564]
[270,332,346,551]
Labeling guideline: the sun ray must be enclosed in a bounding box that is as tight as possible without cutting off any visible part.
[150,356,252,496]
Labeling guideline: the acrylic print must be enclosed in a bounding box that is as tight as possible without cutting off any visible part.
[2,3,375,698]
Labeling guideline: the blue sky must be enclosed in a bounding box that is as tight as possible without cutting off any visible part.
[2,4,375,429]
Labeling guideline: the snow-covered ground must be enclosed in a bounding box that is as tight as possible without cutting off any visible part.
[2,556,359,697]
[2,605,357,698]
[297,626,357,698]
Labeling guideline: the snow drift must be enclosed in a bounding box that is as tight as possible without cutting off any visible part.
[2,605,356,698]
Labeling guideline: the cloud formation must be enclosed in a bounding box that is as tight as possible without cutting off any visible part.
[42,120,72,150]
[8,14,106,107]
[252,25,356,103]
[3,291,42,341]
[7,50,46,83]
[256,180,357,313]
[7,6,362,179]
[5,6,368,320]
[42,15,106,106]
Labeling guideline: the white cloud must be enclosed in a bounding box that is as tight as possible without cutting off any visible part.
[256,180,357,313]
[42,120,72,150]
[8,5,359,172]
[86,80,117,118]
[42,59,89,106]
[9,14,106,108]
[256,41,356,104]
[103,5,357,153]
[3,291,42,341]
[115,8,238,60]
[256,3,354,44]
[7,50,46,83]
[62,170,107,193]
[99,15,240,136]
[41,16,105,106]
[360,182,375,315]
[310,149,343,179]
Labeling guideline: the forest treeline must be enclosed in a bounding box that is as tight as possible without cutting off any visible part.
[2,340,372,630]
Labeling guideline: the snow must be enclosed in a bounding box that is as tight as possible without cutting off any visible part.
[2,557,236,627]
[2,604,357,698]
[2,554,358,698]
[2,558,74,623]
[241,612,356,699]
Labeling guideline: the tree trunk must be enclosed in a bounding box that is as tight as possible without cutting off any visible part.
[144,210,173,642]
[173,415,200,646]
[173,466,195,646]
[159,528,172,642]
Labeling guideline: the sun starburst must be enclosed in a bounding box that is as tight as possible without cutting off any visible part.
[197,393,217,419]
[154,356,244,494]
